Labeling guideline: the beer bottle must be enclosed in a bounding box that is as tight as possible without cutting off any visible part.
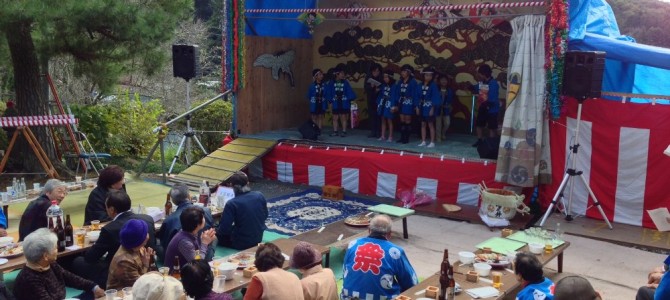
[194,250,202,260]
[439,249,451,300]
[165,192,173,217]
[171,256,181,280]
[64,214,74,247]
[447,264,456,300]
[56,216,66,252]
[149,252,159,272]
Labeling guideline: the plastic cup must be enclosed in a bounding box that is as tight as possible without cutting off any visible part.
[212,257,222,276]
[91,220,101,231]
[33,183,40,191]
[122,287,132,299]
[105,289,117,300]
[214,275,227,293]
[0,193,7,203]
[492,271,503,289]
[159,267,170,276]
[75,176,82,183]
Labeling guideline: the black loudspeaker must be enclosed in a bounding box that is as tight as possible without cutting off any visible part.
[299,120,320,141]
[562,51,606,100]
[477,136,501,160]
[172,44,199,81]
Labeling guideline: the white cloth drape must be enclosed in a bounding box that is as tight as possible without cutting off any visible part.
[495,15,552,187]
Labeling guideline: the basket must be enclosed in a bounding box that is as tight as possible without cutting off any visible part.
[479,183,529,220]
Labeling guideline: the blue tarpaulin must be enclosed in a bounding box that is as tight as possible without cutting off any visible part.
[568,0,670,101]
[245,0,316,39]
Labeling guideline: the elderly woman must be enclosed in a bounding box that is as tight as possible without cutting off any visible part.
[13,228,105,300]
[18,179,68,241]
[107,219,155,290]
[164,207,216,273]
[84,165,125,225]
[290,241,338,300]
[243,242,303,300]
[182,260,233,300]
[132,272,185,300]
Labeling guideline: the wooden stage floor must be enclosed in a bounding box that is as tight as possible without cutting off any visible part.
[536,213,670,254]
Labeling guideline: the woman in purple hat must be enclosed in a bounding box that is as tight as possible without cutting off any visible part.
[107,219,154,290]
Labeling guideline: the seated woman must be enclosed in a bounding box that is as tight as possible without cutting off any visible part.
[132,271,185,300]
[244,243,303,300]
[107,219,155,290]
[514,252,555,300]
[84,165,125,225]
[182,260,233,300]
[13,228,105,300]
[18,179,68,241]
[164,207,216,272]
[290,241,338,300]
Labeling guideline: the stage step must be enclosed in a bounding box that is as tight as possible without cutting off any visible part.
[171,138,277,189]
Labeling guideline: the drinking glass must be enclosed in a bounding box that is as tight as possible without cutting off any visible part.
[159,267,170,277]
[212,257,222,276]
[75,229,86,247]
[214,275,227,293]
[492,271,502,289]
[91,220,101,231]
[105,289,117,300]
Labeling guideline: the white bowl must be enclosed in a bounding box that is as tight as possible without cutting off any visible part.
[473,262,492,277]
[0,237,14,247]
[458,251,476,264]
[217,263,237,280]
[528,243,544,255]
[86,231,101,242]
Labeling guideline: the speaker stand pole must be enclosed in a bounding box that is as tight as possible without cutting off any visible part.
[185,80,192,165]
[540,101,612,229]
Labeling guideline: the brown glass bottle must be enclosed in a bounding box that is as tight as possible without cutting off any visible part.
[56,216,66,252]
[149,252,159,272]
[64,214,74,247]
[439,249,451,300]
[165,192,173,217]
[171,256,181,280]
[48,217,55,232]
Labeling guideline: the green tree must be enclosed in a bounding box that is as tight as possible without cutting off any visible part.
[0,0,190,172]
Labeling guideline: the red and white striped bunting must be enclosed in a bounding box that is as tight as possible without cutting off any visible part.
[246,2,545,14]
[0,115,78,128]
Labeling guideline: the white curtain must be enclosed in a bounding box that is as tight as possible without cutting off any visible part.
[495,15,552,187]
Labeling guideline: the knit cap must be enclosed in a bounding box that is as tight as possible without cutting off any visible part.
[120,219,148,249]
[290,241,322,269]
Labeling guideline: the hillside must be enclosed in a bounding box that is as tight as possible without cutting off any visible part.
[608,0,670,48]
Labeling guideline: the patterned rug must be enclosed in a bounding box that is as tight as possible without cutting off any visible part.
[266,190,377,236]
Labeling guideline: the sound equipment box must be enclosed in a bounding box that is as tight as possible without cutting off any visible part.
[172,44,199,81]
[477,136,501,160]
[299,119,320,141]
[562,51,606,100]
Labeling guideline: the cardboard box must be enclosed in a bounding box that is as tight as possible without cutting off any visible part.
[322,185,344,201]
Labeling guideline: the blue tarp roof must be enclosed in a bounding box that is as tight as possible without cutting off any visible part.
[569,0,670,102]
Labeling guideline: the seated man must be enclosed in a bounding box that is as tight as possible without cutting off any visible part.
[158,183,214,261]
[554,275,601,300]
[514,252,555,300]
[637,255,670,300]
[72,190,158,287]
[19,179,68,241]
[216,171,268,250]
[342,214,418,300]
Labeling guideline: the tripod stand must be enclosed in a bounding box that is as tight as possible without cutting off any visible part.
[539,100,613,229]
[168,80,207,173]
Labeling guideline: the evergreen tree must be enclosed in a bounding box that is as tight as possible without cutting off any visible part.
[0,0,190,172]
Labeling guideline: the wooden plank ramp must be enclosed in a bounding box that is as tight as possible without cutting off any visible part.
[171,138,277,189]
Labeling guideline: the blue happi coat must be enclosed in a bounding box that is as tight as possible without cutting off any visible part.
[307,81,327,113]
[418,81,441,117]
[326,79,356,111]
[393,78,419,115]
[341,236,418,300]
[376,83,396,119]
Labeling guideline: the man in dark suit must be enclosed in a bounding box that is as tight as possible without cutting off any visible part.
[70,190,158,288]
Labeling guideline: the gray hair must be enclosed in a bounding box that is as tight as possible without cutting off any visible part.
[170,183,190,205]
[23,228,57,264]
[369,214,392,236]
[41,179,66,196]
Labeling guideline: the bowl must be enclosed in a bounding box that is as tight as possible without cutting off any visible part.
[86,231,101,242]
[528,243,544,255]
[0,237,14,247]
[217,263,237,280]
[473,262,492,277]
[458,251,476,264]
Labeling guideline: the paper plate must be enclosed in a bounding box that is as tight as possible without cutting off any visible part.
[0,258,8,265]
